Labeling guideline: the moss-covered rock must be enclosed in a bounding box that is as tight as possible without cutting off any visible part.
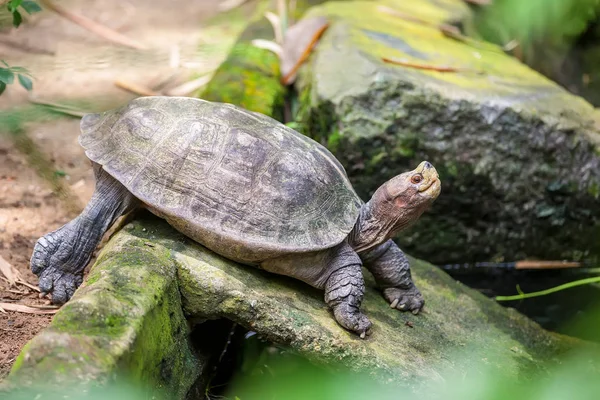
[2,225,216,399]
[294,0,600,265]
[82,216,592,388]
[199,0,353,119]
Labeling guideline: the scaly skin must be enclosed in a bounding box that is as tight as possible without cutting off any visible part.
[31,164,137,304]
[31,147,439,338]
[360,240,424,314]
[323,243,371,337]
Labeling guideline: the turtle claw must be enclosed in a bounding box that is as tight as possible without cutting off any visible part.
[332,303,373,337]
[30,224,87,304]
[383,286,424,315]
[38,268,83,304]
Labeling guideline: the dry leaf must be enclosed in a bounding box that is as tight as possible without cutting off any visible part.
[280,16,329,85]
[0,255,20,287]
[0,302,59,315]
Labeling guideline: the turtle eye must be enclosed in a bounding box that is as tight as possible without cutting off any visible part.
[411,174,423,184]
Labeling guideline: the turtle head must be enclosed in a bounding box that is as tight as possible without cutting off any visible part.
[381,161,441,212]
[356,161,440,251]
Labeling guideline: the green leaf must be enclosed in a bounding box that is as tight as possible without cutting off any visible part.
[0,68,15,84]
[7,0,23,13]
[21,0,42,14]
[0,82,6,96]
[12,9,22,27]
[18,74,32,91]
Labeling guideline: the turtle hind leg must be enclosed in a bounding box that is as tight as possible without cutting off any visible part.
[31,163,138,304]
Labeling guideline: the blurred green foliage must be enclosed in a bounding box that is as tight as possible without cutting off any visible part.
[474,0,599,47]
[5,0,41,27]
[0,61,33,95]
[1,0,40,95]
[473,0,600,67]
[225,348,600,400]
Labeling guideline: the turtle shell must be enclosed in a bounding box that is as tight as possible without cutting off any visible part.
[79,97,362,262]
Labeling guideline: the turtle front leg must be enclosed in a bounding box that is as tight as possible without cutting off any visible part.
[324,243,372,338]
[31,164,138,304]
[360,239,424,314]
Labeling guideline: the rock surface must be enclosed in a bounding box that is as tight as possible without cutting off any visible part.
[2,219,226,399]
[93,216,591,387]
[294,0,600,265]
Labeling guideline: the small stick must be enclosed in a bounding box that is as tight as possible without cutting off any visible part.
[514,260,582,270]
[1,275,39,292]
[0,302,59,314]
[114,79,159,96]
[28,97,88,118]
[164,74,213,97]
[17,279,40,292]
[252,39,282,57]
[265,11,283,45]
[382,57,482,74]
[39,0,147,50]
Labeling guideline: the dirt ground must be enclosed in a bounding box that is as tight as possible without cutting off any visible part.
[0,0,248,379]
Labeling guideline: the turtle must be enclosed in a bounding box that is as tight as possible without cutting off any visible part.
[31,96,441,337]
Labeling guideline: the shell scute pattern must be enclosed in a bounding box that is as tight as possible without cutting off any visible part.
[80,97,362,258]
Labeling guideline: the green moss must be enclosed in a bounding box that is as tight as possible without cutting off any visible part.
[6,228,202,399]
[200,43,285,118]
[117,212,592,386]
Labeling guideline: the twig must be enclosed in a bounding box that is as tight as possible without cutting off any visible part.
[264,11,283,45]
[515,260,582,270]
[251,39,282,56]
[17,279,40,292]
[0,302,59,314]
[28,97,88,118]
[38,0,147,50]
[382,57,483,74]
[495,277,600,302]
[1,275,39,292]
[114,79,159,96]
[164,74,213,97]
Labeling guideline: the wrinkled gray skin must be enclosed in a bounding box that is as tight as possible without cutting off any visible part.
[31,97,440,337]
